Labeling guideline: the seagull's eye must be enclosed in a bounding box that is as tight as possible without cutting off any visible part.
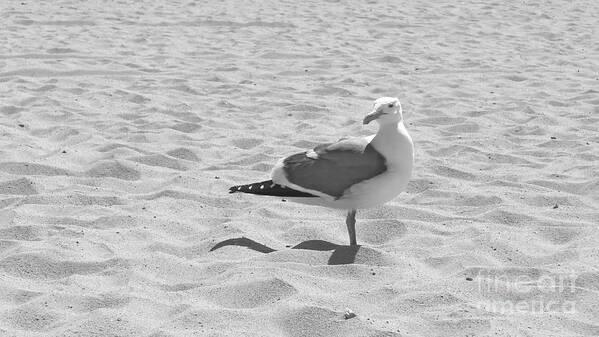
[388,103,394,108]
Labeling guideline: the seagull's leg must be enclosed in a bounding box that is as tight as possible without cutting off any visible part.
[346,209,357,246]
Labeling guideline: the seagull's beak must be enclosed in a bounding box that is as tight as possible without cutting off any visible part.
[363,110,383,125]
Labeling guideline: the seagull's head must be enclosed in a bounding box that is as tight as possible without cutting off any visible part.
[363,97,402,125]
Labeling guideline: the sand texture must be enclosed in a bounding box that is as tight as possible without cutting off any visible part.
[1,0,598,336]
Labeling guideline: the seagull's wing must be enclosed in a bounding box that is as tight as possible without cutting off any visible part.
[275,137,387,198]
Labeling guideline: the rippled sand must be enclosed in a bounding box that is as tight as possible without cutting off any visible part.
[1,1,598,336]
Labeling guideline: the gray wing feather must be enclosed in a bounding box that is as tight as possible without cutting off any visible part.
[283,138,386,198]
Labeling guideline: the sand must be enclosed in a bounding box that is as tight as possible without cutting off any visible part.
[1,0,598,336]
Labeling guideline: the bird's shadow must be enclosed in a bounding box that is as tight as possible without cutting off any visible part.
[209,237,360,265]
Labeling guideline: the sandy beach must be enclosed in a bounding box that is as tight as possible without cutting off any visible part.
[1,0,598,336]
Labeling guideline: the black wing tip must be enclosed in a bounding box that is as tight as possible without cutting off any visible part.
[228,180,317,197]
[228,180,268,195]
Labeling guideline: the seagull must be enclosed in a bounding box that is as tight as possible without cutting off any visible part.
[229,97,414,246]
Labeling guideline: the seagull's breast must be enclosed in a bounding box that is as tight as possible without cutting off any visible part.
[334,123,414,209]
[371,123,413,174]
